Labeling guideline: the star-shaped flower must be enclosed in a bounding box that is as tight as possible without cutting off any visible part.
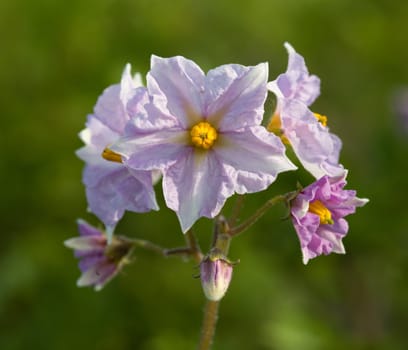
[111,56,296,232]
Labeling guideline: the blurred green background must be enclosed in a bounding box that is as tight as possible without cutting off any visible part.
[1,0,408,349]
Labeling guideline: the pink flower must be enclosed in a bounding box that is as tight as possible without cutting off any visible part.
[64,220,134,291]
[290,172,368,264]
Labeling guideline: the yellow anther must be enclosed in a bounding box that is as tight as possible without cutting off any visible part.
[313,113,328,127]
[190,121,218,150]
[267,113,290,145]
[308,200,334,225]
[102,148,122,163]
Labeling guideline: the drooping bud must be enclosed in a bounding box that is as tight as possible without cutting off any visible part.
[200,256,233,301]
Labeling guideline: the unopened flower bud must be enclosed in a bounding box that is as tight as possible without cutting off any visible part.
[200,256,233,301]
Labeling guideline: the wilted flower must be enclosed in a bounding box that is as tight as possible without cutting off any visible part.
[200,255,233,301]
[76,64,159,237]
[64,219,133,291]
[267,43,344,179]
[111,55,296,232]
[290,172,368,264]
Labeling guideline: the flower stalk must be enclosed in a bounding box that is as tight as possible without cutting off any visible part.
[198,217,232,350]
[198,300,220,350]
[228,193,290,237]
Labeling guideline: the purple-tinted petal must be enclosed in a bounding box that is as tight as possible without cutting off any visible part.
[147,55,205,128]
[94,263,119,291]
[77,261,115,288]
[76,116,120,165]
[213,126,296,193]
[111,129,188,171]
[268,43,320,107]
[163,151,234,233]
[205,63,268,131]
[91,64,142,134]
[78,254,105,273]
[93,85,127,134]
[281,100,344,178]
[125,87,181,132]
[76,219,104,237]
[83,166,159,228]
[120,63,143,108]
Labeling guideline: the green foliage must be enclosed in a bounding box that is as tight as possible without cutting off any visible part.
[1,0,408,349]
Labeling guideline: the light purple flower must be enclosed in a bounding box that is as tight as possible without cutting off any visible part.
[64,219,134,291]
[76,64,159,236]
[290,172,368,264]
[111,55,296,232]
[267,43,344,179]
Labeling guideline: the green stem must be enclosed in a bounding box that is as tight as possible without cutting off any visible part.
[228,194,287,237]
[197,217,232,350]
[228,194,245,227]
[185,229,204,264]
[118,236,167,256]
[197,300,220,350]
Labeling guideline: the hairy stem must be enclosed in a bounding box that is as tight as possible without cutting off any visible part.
[118,237,167,256]
[228,194,287,237]
[185,229,204,264]
[197,216,232,350]
[198,300,220,350]
[228,194,245,227]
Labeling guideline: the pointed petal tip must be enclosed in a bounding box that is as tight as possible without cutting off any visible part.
[63,237,77,249]
[284,42,295,53]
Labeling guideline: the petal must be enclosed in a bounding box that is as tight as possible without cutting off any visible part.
[76,115,121,166]
[64,236,105,251]
[147,55,205,128]
[111,129,188,171]
[77,261,116,288]
[78,254,105,272]
[119,63,143,108]
[205,63,268,131]
[93,84,128,134]
[162,151,234,233]
[268,43,320,107]
[94,264,119,291]
[83,166,159,228]
[281,100,344,178]
[76,219,104,237]
[125,87,181,132]
[213,126,296,193]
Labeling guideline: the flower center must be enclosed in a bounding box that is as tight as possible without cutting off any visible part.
[308,200,334,225]
[190,122,218,150]
[313,113,328,127]
[102,147,122,163]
